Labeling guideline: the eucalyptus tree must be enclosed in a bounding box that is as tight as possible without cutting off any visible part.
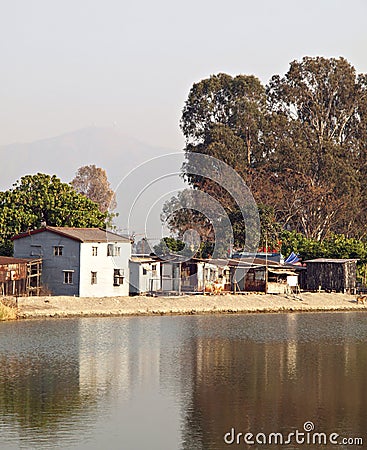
[168,74,268,250]
[266,56,367,239]
[181,72,267,171]
[165,57,367,249]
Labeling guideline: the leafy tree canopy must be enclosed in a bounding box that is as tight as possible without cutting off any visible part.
[153,237,185,256]
[71,165,116,213]
[166,56,367,249]
[281,231,367,283]
[0,173,107,255]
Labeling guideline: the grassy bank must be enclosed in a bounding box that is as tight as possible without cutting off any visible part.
[0,300,18,321]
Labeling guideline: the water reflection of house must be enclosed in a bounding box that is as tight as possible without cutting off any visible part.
[78,319,131,396]
[180,321,367,449]
[0,256,42,296]
[0,320,82,432]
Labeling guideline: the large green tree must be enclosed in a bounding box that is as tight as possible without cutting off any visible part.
[181,73,267,173]
[0,173,107,255]
[168,57,367,249]
[266,56,367,239]
[163,74,267,252]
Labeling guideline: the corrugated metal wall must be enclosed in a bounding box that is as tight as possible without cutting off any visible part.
[306,261,356,293]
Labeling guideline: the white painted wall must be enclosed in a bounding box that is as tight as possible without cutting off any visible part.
[161,262,174,291]
[197,263,204,291]
[79,241,131,297]
[129,261,161,294]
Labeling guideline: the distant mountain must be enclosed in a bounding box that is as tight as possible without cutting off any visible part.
[0,126,181,190]
[0,126,187,238]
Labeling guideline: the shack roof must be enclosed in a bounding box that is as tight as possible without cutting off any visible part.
[130,256,159,264]
[0,256,40,265]
[268,268,298,276]
[12,226,131,243]
[305,258,359,264]
[230,257,281,267]
[230,258,306,270]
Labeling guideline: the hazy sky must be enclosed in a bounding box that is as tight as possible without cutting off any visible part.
[2,0,367,150]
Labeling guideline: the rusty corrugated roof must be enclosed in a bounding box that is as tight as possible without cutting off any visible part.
[0,256,39,265]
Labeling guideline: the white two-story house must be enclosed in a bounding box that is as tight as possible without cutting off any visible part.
[12,226,132,297]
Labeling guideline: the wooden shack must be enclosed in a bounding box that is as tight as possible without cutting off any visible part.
[304,258,357,293]
[230,258,302,294]
[158,257,231,295]
[0,257,42,296]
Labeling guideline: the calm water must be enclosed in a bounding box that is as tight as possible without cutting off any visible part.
[0,312,367,450]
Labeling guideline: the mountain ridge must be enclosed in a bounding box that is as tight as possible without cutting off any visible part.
[0,126,179,191]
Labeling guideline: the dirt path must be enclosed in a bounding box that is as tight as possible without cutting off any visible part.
[10,292,367,319]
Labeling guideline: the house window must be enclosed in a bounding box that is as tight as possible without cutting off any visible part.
[91,271,97,285]
[142,267,147,275]
[114,269,124,286]
[30,245,42,256]
[107,244,120,256]
[152,264,157,276]
[54,246,63,256]
[63,271,73,284]
[92,246,98,256]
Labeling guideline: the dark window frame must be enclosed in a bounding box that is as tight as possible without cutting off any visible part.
[54,246,63,256]
[113,269,124,286]
[63,271,73,284]
[91,271,97,285]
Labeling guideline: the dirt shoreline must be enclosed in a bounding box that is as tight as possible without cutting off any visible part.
[4,292,366,320]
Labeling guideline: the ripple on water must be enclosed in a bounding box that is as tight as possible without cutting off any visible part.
[0,312,366,449]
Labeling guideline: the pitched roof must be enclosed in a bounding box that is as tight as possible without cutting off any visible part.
[12,226,131,243]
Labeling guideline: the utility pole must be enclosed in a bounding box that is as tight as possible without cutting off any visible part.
[265,233,268,294]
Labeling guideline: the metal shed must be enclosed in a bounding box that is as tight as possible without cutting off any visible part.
[304,258,358,294]
[129,256,161,295]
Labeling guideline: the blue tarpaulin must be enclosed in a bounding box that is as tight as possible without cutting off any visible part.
[285,252,300,264]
